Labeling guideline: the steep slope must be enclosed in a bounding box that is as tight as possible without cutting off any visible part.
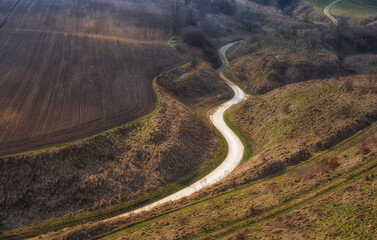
[93,75,377,240]
[225,33,341,94]
[227,74,377,182]
[0,63,232,233]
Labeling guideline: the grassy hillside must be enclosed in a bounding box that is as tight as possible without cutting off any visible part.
[31,74,377,240]
[228,75,377,178]
[99,125,377,239]
[225,33,341,94]
[158,63,233,107]
[0,63,232,239]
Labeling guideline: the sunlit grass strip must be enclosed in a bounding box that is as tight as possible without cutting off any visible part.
[224,109,253,162]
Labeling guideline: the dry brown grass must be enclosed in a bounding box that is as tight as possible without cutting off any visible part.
[0,63,231,232]
[225,32,341,94]
[26,124,377,240]
[224,75,377,188]
[354,133,377,155]
[293,157,340,182]
[230,232,246,240]
[158,62,233,107]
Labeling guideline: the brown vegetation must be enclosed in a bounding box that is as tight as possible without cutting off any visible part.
[226,75,377,185]
[46,122,377,240]
[293,157,339,182]
[225,32,341,93]
[158,62,233,106]
[0,0,185,157]
[181,29,221,67]
[0,62,231,231]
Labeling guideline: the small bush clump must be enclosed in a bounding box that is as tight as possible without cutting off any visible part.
[181,29,220,67]
[344,79,354,92]
[294,157,340,182]
[231,232,246,240]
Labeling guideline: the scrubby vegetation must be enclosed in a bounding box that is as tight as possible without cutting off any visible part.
[181,29,221,67]
[225,31,341,93]
[158,62,232,105]
[226,21,377,93]
[0,62,232,237]
[229,75,377,165]
[2,0,377,239]
[24,71,377,240]
[49,119,377,240]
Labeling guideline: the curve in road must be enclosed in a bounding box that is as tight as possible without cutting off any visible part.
[324,0,342,26]
[97,42,246,223]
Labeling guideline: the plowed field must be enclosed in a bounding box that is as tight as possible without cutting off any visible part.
[0,0,185,156]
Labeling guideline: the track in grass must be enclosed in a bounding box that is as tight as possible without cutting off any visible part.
[324,0,341,26]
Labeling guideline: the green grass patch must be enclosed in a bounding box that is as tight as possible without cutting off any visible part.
[224,109,253,162]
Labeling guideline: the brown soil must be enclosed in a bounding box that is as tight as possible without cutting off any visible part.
[0,0,185,157]
[0,62,231,231]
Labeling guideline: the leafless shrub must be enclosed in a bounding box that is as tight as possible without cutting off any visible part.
[176,215,189,225]
[364,174,375,181]
[181,29,220,67]
[175,42,186,53]
[344,79,354,92]
[334,71,341,81]
[185,8,198,26]
[189,55,198,68]
[316,157,340,173]
[294,157,339,182]
[231,232,246,240]
[338,104,352,118]
[108,152,118,161]
[283,103,291,114]
[237,72,248,82]
[245,202,261,216]
[355,145,371,155]
[361,75,377,94]
[359,85,369,95]
[154,66,163,81]
[294,166,315,181]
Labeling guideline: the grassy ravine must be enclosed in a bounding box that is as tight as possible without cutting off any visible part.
[100,123,377,240]
[0,62,229,240]
[224,110,253,162]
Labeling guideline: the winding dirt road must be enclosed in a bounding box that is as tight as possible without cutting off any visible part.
[98,42,246,222]
[29,42,245,240]
[324,0,342,26]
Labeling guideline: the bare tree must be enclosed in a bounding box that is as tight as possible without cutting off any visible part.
[189,54,198,67]
[169,0,184,35]
[154,66,163,81]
